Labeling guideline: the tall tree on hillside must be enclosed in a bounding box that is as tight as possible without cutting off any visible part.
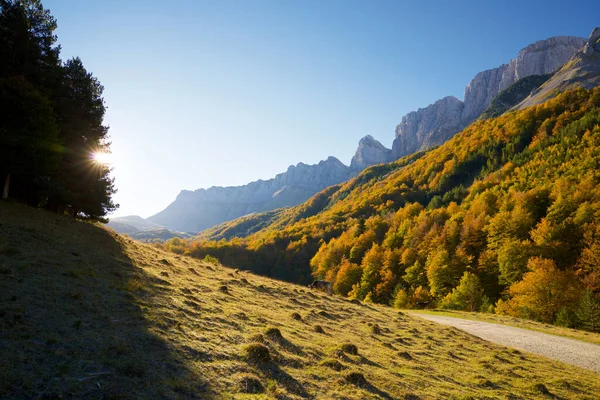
[0,0,60,204]
[0,0,117,218]
[0,76,60,203]
[47,57,117,218]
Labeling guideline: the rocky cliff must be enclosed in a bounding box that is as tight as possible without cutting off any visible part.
[518,27,600,109]
[392,35,586,159]
[349,135,393,175]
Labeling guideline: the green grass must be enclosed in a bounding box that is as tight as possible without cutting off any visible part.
[409,309,600,346]
[1,202,599,399]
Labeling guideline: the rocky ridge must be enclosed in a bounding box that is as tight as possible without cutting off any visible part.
[147,135,393,232]
[392,35,586,159]
[518,27,600,109]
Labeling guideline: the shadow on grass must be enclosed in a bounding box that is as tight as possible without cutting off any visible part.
[0,205,214,399]
[257,362,311,398]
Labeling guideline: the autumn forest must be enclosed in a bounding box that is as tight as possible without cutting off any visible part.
[161,89,600,332]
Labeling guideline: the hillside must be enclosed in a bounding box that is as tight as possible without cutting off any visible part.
[165,88,600,332]
[2,203,600,399]
[479,73,552,119]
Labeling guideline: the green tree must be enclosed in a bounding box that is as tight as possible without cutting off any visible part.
[440,271,484,311]
[47,57,117,218]
[0,76,59,203]
[577,289,600,333]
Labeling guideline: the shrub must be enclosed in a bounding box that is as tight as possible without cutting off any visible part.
[202,254,220,265]
[313,325,325,334]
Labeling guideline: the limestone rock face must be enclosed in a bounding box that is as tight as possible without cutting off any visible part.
[518,27,600,109]
[147,157,350,232]
[392,96,464,159]
[582,27,600,56]
[391,35,586,159]
[349,135,393,173]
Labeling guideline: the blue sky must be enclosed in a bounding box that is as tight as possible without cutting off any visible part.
[44,0,597,218]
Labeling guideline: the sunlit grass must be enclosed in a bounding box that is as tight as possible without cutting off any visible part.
[1,202,599,399]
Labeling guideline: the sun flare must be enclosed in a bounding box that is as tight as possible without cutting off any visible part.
[92,151,113,165]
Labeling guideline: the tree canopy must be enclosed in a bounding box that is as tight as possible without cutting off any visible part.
[0,0,117,219]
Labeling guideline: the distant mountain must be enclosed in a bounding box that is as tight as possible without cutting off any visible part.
[127,229,194,243]
[107,215,163,233]
[148,134,395,233]
[391,35,586,159]
[517,28,600,109]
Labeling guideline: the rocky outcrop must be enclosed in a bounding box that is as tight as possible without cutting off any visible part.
[392,35,586,159]
[392,96,464,159]
[349,135,393,174]
[518,27,600,109]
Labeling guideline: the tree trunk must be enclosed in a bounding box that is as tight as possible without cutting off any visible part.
[2,173,9,200]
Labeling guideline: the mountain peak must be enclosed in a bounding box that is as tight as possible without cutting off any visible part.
[583,27,600,55]
[350,135,392,173]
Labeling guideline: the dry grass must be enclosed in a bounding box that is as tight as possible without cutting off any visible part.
[411,309,600,345]
[1,202,599,399]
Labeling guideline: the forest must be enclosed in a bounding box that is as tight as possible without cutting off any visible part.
[0,0,116,219]
[162,88,600,332]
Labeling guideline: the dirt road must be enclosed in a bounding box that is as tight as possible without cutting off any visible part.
[412,313,600,374]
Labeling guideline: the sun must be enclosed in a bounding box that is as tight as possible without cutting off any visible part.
[92,151,114,165]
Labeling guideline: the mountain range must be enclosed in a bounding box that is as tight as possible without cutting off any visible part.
[111,32,591,234]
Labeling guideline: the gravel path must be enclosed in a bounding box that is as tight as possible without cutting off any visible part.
[412,313,600,374]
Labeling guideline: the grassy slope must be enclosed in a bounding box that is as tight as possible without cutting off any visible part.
[1,203,599,400]
[409,310,600,346]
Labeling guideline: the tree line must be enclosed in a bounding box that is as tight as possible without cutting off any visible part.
[0,0,116,219]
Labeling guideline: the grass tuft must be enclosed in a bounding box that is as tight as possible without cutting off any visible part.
[239,375,264,393]
[343,371,368,387]
[290,312,302,321]
[370,323,382,335]
[243,343,271,363]
[532,383,552,396]
[265,326,283,339]
[313,325,325,334]
[339,343,358,355]
[320,358,346,371]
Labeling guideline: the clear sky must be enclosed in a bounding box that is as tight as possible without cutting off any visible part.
[44,0,597,218]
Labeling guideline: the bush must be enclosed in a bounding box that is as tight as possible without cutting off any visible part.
[313,325,325,334]
[202,254,220,265]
